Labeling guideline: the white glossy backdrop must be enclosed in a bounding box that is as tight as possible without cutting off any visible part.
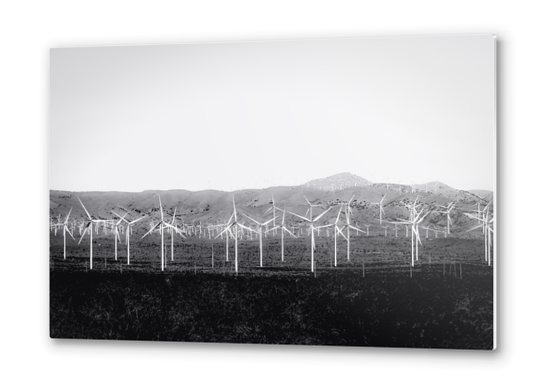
[0,1,537,383]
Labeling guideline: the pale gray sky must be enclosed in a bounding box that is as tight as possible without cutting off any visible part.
[50,34,495,192]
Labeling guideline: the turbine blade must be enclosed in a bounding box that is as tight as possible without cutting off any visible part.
[262,217,277,226]
[314,207,332,222]
[289,211,310,222]
[318,224,333,229]
[66,228,75,241]
[335,205,342,224]
[158,195,164,221]
[116,213,128,225]
[223,213,234,226]
[242,213,261,226]
[78,198,92,220]
[64,207,73,223]
[467,224,484,232]
[78,228,88,245]
[142,222,161,238]
[284,227,297,238]
[265,226,280,234]
[130,216,145,224]
[172,207,177,224]
[215,224,233,239]
[238,223,257,233]
[349,225,365,233]
[337,227,347,240]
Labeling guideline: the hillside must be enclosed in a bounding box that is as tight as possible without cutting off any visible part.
[50,173,493,238]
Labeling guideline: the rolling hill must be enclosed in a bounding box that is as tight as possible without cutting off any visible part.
[50,173,493,238]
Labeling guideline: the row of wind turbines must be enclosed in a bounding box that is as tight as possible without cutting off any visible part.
[51,192,494,273]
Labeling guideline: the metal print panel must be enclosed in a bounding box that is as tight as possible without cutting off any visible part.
[49,34,496,349]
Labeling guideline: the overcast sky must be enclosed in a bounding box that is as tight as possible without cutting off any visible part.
[50,34,495,192]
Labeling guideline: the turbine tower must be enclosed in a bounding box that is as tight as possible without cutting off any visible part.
[167,207,186,261]
[78,198,110,270]
[141,196,179,271]
[319,205,347,267]
[264,194,279,236]
[467,202,494,266]
[114,212,145,265]
[436,201,456,234]
[391,206,429,266]
[266,207,297,262]
[215,196,253,274]
[382,225,389,237]
[58,207,75,260]
[242,213,275,268]
[289,200,332,273]
[371,193,387,225]
[338,195,364,261]
[110,211,128,261]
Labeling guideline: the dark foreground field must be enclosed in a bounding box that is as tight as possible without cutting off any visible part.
[50,233,493,349]
[50,264,493,349]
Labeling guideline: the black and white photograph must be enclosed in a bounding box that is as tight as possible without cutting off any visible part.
[49,34,495,349]
[7,0,542,382]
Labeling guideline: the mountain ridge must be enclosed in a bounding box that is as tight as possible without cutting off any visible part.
[50,173,493,238]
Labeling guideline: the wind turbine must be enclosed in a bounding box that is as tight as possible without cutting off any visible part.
[266,207,296,262]
[167,207,186,261]
[304,196,322,221]
[391,207,429,266]
[114,212,145,265]
[77,220,84,236]
[215,196,253,274]
[382,225,389,237]
[320,205,347,267]
[217,221,231,261]
[242,213,275,267]
[110,211,127,261]
[70,218,77,235]
[436,201,456,234]
[421,225,430,239]
[58,208,75,260]
[141,196,179,271]
[289,203,332,273]
[465,201,484,233]
[401,196,421,221]
[54,214,62,236]
[264,194,279,236]
[339,195,364,261]
[467,202,494,266]
[77,198,109,270]
[371,193,387,225]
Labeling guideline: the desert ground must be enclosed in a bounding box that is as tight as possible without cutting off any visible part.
[50,228,493,349]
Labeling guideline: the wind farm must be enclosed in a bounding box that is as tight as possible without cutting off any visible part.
[50,173,495,349]
[49,34,496,350]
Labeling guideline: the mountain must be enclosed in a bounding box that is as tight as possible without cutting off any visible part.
[50,174,492,238]
[411,181,457,198]
[302,172,371,191]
